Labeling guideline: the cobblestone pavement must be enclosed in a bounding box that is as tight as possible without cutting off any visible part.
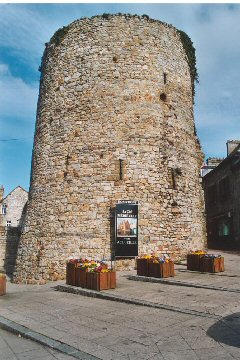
[1,250,240,359]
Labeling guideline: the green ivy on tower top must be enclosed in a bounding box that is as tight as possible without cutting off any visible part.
[44,13,198,100]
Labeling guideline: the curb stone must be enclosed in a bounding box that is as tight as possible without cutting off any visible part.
[56,284,221,320]
[0,315,100,360]
[127,274,240,293]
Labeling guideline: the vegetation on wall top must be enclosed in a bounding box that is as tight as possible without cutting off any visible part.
[43,13,198,99]
[176,29,199,98]
[49,25,71,46]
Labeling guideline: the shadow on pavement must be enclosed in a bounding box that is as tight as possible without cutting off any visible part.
[207,313,240,348]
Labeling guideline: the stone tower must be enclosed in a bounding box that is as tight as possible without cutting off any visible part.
[14,14,206,284]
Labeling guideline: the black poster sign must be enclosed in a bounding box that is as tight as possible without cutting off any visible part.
[115,200,138,257]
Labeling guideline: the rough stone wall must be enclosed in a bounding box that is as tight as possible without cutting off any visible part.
[0,227,6,270]
[0,227,21,276]
[0,186,4,227]
[0,187,28,276]
[2,187,28,227]
[14,15,206,283]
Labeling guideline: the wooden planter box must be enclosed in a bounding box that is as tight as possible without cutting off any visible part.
[148,262,160,278]
[75,267,88,288]
[187,254,204,271]
[136,258,149,276]
[109,271,116,289]
[0,274,6,296]
[219,257,225,272]
[86,272,116,291]
[86,272,94,290]
[66,262,77,286]
[200,256,225,273]
[169,261,175,277]
[161,262,170,278]
[148,261,174,278]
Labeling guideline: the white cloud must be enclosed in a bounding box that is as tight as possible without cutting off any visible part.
[0,63,38,124]
[0,5,58,67]
[0,64,9,74]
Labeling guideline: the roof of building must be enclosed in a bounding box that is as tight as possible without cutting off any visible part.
[203,144,240,181]
[1,186,28,202]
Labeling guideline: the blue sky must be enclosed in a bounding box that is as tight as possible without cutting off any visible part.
[1,3,240,195]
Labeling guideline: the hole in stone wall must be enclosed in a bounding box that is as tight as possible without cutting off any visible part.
[175,168,182,176]
[170,168,182,190]
[100,153,104,159]
[160,93,167,101]
[113,56,118,63]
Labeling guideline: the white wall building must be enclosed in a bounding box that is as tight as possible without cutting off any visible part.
[1,186,28,228]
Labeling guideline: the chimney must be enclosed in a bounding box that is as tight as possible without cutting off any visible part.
[0,186,4,202]
[206,158,223,167]
[227,140,240,156]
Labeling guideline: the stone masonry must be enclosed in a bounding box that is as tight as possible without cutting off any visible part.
[1,186,28,227]
[14,14,206,284]
[0,186,28,276]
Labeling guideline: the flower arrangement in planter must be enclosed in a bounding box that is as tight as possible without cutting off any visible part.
[0,273,6,296]
[66,259,116,290]
[137,254,175,278]
[187,251,224,273]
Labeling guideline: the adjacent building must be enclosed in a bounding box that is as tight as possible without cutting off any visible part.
[202,141,240,249]
[0,186,28,228]
[0,186,28,276]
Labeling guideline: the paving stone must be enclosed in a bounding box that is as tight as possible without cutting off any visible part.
[156,334,191,352]
[160,349,199,360]
[0,328,74,360]
[2,252,240,359]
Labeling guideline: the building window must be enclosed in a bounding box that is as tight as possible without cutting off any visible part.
[219,177,230,201]
[1,204,7,215]
[218,220,230,236]
[6,220,11,227]
[207,184,217,205]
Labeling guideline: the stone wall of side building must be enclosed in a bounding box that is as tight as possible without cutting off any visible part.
[1,186,28,228]
[0,186,28,276]
[13,14,206,284]
[0,226,22,276]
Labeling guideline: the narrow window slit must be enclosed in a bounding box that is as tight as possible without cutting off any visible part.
[119,159,123,180]
[171,169,176,190]
[164,73,167,84]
